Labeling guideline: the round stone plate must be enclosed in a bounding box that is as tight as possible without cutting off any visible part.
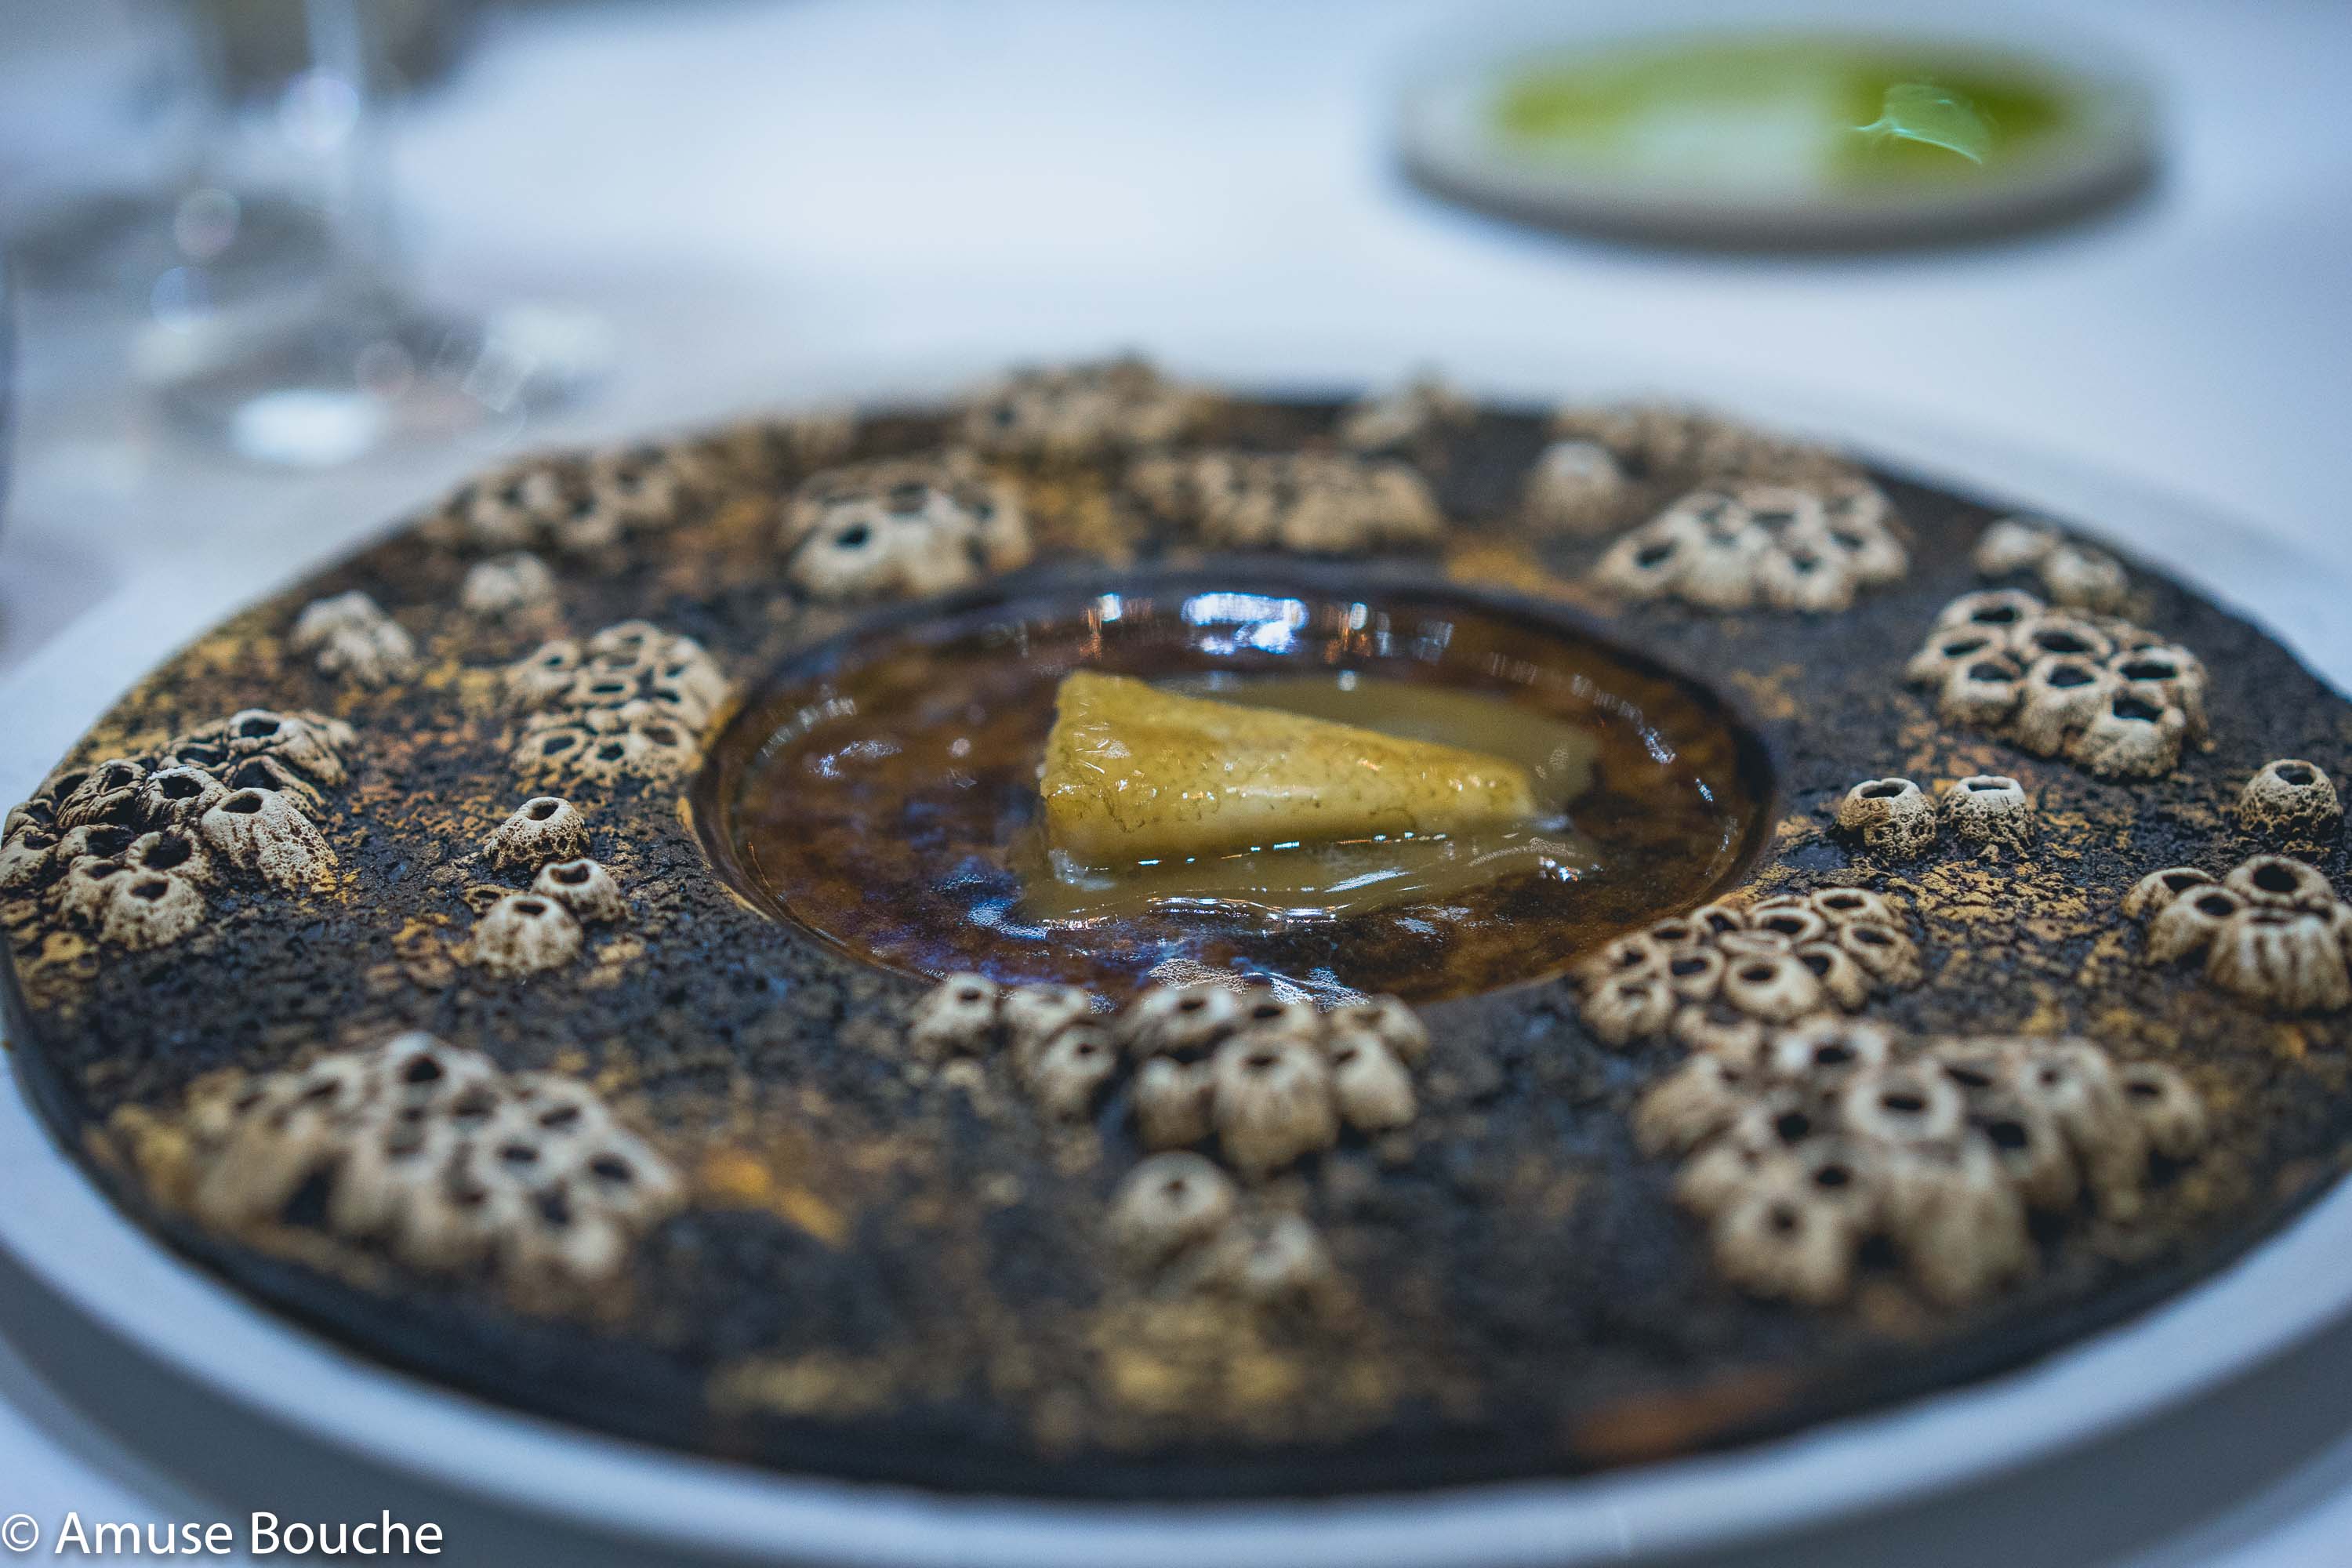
[2,366,2350,1566]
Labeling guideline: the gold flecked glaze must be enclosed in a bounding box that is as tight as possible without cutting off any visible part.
[5,365,2351,1498]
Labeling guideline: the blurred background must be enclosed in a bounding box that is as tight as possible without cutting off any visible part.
[2,2,2350,1564]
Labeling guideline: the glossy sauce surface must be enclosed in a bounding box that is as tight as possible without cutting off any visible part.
[706,581,1773,1003]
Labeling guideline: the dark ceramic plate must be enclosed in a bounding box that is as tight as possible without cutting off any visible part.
[5,369,2350,1509]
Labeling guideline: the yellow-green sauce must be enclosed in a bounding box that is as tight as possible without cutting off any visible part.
[1493,33,2081,191]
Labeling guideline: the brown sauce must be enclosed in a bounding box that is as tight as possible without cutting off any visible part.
[704,579,1773,1004]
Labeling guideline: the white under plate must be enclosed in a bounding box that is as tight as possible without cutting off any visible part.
[3,362,2350,1567]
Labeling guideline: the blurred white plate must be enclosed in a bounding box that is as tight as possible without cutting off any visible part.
[2,355,2349,1567]
[1395,1,2158,249]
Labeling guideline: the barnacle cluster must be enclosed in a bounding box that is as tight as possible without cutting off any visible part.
[466,796,627,978]
[420,440,717,557]
[1573,889,1924,1053]
[959,356,1212,459]
[1971,517,2131,612]
[152,1032,681,1294]
[1551,401,1856,488]
[1907,590,2207,779]
[703,406,858,488]
[906,975,1429,1177]
[2129,856,2352,1014]
[1126,449,1444,555]
[1834,774,2034,861]
[1523,402,1851,539]
[505,619,730,786]
[775,450,1032,601]
[1637,1022,2207,1305]
[1591,478,1909,613]
[1105,1152,1335,1308]
[2,709,354,950]
[291,590,419,687]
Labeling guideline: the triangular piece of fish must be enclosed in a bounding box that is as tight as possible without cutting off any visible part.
[1040,672,1537,862]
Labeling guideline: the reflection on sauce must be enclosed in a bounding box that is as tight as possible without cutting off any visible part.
[1025,672,1604,925]
[708,583,1771,1004]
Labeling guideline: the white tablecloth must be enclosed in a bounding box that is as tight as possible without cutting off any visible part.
[3,2,2351,1562]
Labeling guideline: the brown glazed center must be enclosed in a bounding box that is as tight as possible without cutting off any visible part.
[700,572,1775,1003]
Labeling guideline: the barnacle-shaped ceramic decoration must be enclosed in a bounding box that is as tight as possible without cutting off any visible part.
[1105,1154,1335,1308]
[959,356,1209,459]
[169,707,358,789]
[432,456,570,551]
[1835,778,1939,860]
[1907,589,2206,778]
[1127,449,1444,555]
[905,972,1009,1062]
[1548,401,1854,486]
[1526,397,1851,541]
[470,891,586,977]
[1107,1151,1238,1268]
[777,451,1031,601]
[170,1033,681,1294]
[1519,438,1632,536]
[1337,372,1475,453]
[2238,760,2342,849]
[1573,889,1923,1051]
[576,444,718,543]
[1592,479,1907,613]
[1208,1033,1341,1176]
[530,858,626,925]
[905,975,1112,1116]
[506,620,729,787]
[1970,516,2132,612]
[1640,1023,2205,1306]
[2129,856,2352,1013]
[468,798,625,975]
[459,551,557,618]
[199,786,336,891]
[903,975,1428,1175]
[133,765,227,827]
[424,441,716,557]
[482,797,591,873]
[82,858,208,950]
[291,590,419,687]
[1940,774,2034,852]
[705,405,858,486]
[0,709,356,949]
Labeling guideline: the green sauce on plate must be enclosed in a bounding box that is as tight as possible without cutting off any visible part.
[1493,33,2082,193]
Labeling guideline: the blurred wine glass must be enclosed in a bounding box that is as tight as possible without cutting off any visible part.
[5,0,328,307]
[143,0,607,466]
[2,252,15,534]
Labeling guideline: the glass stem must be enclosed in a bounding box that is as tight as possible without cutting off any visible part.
[301,0,397,314]
[161,0,227,194]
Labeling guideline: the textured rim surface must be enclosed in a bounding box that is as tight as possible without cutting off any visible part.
[3,375,2350,1561]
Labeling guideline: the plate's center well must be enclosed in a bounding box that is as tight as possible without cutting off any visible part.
[701,578,1773,1003]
